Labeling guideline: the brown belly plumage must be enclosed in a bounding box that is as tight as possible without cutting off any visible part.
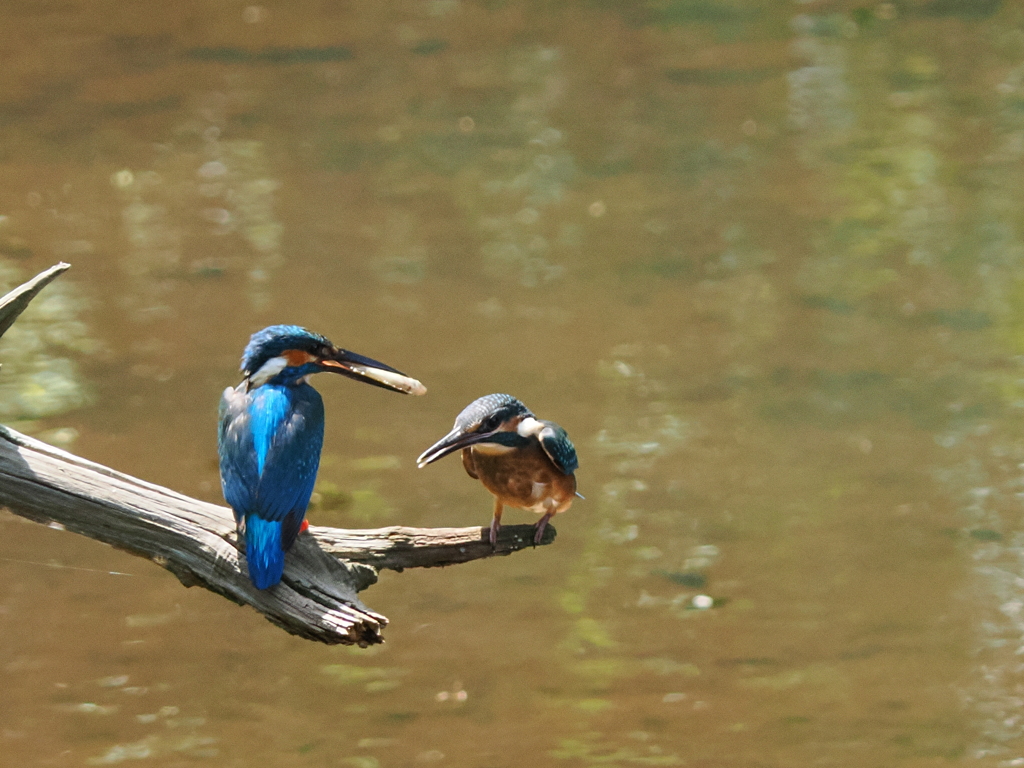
[462,443,577,515]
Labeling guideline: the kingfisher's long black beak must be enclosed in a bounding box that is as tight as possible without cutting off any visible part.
[416,428,521,468]
[318,349,426,396]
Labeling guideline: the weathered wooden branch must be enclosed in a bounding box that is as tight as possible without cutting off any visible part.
[0,427,553,645]
[315,524,553,571]
[0,265,555,646]
[0,261,70,339]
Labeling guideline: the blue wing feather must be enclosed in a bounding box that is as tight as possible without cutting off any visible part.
[219,385,258,523]
[539,421,578,475]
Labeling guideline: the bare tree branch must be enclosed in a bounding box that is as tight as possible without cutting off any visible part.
[0,424,387,644]
[0,421,556,645]
[316,523,554,571]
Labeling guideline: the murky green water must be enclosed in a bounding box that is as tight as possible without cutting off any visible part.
[4,0,1024,765]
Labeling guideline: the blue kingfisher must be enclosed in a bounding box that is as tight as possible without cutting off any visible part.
[219,325,425,589]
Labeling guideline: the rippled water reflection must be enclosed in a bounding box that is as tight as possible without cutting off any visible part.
[3,0,1024,765]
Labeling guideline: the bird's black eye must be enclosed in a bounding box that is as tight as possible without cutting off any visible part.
[478,415,500,432]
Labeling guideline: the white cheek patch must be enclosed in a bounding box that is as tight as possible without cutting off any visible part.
[517,416,544,438]
[249,356,288,388]
[472,442,516,456]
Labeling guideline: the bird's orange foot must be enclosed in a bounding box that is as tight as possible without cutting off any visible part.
[300,520,309,534]
[489,517,501,548]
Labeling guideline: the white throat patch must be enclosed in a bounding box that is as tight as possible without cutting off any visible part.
[249,356,288,388]
[472,442,516,455]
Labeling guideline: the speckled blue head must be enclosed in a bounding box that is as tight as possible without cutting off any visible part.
[237,324,427,395]
[416,394,535,467]
[452,394,533,434]
[240,325,331,376]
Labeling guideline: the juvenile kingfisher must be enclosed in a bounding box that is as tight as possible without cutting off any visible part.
[219,325,426,589]
[417,394,579,546]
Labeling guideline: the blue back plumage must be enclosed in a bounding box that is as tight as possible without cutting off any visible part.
[249,385,292,476]
[219,380,325,589]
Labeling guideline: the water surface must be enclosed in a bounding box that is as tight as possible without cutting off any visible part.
[2,1,1023,765]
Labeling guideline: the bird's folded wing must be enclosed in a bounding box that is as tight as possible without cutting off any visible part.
[539,422,579,474]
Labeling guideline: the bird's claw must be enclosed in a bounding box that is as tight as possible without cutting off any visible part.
[533,513,553,545]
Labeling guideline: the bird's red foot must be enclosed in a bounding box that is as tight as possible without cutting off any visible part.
[534,513,553,545]
[299,520,309,534]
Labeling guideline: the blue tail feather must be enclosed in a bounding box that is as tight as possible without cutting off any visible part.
[245,515,285,590]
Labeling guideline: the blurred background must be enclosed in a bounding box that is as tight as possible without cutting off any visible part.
[1,0,1022,765]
